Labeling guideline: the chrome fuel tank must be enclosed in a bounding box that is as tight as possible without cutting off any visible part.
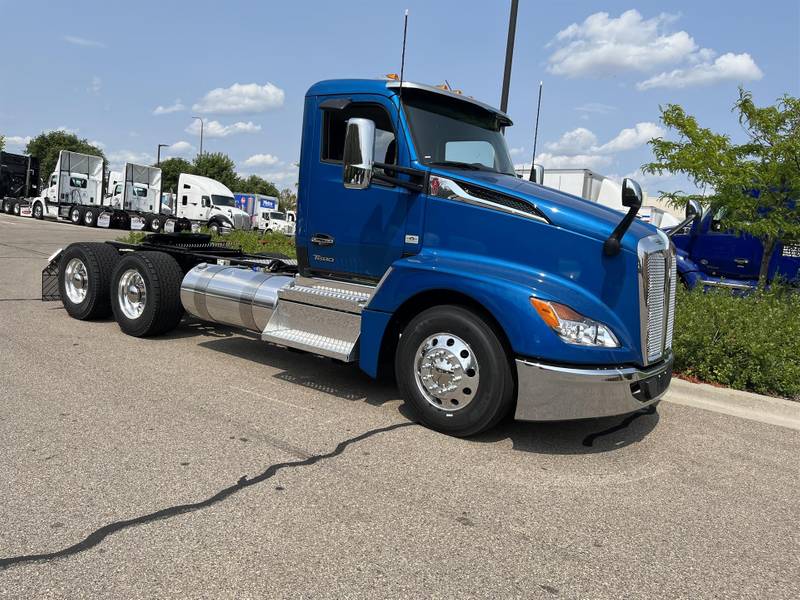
[180,263,293,332]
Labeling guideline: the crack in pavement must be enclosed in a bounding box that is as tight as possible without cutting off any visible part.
[0,421,414,571]
[582,406,657,447]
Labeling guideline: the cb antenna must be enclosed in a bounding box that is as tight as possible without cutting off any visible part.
[398,9,409,100]
[528,80,543,182]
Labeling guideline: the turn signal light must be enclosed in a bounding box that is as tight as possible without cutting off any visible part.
[530,297,619,348]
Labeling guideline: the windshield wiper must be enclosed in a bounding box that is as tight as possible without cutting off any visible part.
[427,160,482,171]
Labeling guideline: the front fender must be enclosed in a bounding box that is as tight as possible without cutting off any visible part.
[360,249,643,376]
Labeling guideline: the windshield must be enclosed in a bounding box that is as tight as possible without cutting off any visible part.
[402,90,515,176]
[133,186,148,197]
[211,195,236,207]
[269,211,286,220]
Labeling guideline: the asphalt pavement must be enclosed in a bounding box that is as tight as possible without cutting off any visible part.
[1,212,798,599]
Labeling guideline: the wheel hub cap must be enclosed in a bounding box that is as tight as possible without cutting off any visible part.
[117,269,147,319]
[414,333,479,411]
[64,258,88,304]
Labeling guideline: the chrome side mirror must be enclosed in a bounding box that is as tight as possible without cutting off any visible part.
[685,198,701,220]
[531,164,544,185]
[342,118,375,190]
[621,178,643,209]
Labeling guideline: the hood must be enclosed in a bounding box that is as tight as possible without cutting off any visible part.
[437,169,658,252]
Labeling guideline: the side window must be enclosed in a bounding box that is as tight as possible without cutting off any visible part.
[182,195,188,206]
[202,195,211,207]
[321,103,397,168]
[114,184,122,195]
[50,175,56,186]
[183,183,191,189]
[710,207,726,233]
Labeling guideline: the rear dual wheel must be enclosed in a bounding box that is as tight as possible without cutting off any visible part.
[58,242,121,319]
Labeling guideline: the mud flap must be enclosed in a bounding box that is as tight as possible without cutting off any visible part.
[42,249,62,301]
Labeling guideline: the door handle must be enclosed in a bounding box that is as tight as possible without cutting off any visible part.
[734,258,749,266]
[311,234,335,246]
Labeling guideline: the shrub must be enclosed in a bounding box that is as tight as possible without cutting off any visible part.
[117,228,296,258]
[672,284,800,399]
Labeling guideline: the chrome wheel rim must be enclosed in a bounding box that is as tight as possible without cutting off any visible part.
[64,258,88,304]
[34,204,42,218]
[117,269,147,319]
[414,333,479,411]
[84,210,94,224]
[71,209,80,223]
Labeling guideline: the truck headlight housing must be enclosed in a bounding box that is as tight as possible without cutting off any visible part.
[530,298,619,348]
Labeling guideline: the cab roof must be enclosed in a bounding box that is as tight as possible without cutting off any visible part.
[306,79,512,126]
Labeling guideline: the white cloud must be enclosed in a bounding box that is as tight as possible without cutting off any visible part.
[192,82,285,114]
[107,150,154,171]
[575,102,616,115]
[531,153,613,171]
[637,52,763,90]
[88,76,102,94]
[63,35,105,48]
[88,140,105,149]
[508,146,525,156]
[594,122,665,153]
[161,141,196,158]
[545,127,599,154]
[153,100,186,115]
[548,10,695,77]
[547,9,763,92]
[186,120,261,138]
[53,126,79,135]
[243,153,280,167]
[4,135,32,149]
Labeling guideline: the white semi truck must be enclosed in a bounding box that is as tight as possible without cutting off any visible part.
[31,150,105,225]
[103,163,165,231]
[173,173,252,234]
[255,210,295,235]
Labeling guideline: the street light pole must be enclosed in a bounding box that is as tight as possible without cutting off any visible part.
[156,144,168,166]
[500,0,519,114]
[192,116,204,158]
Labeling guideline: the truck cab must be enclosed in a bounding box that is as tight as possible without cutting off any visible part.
[670,204,800,290]
[174,173,252,233]
[257,210,294,235]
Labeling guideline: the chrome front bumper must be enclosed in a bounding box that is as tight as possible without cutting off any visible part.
[514,352,673,421]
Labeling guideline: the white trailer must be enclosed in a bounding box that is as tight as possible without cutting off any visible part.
[100,163,165,231]
[30,150,105,225]
[174,173,252,234]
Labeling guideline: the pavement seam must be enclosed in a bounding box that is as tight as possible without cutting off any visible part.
[0,421,414,571]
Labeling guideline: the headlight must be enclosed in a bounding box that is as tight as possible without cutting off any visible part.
[530,298,619,348]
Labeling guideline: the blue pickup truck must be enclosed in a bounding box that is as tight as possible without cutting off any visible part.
[670,200,800,290]
[44,79,676,436]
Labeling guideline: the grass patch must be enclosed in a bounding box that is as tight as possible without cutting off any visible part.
[116,228,296,258]
[672,285,800,399]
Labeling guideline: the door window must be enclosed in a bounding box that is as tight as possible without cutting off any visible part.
[320,103,397,171]
[202,196,211,208]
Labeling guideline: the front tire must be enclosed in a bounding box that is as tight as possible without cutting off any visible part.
[208,222,220,235]
[111,252,184,337]
[58,242,120,320]
[33,202,44,220]
[395,305,515,437]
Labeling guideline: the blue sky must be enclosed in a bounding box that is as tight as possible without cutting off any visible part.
[1,0,797,193]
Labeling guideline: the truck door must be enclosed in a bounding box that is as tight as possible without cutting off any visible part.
[304,96,407,282]
[690,209,761,279]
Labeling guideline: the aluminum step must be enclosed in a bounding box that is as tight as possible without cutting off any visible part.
[262,299,361,362]
[278,276,374,313]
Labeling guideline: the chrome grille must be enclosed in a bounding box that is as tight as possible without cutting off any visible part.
[639,235,676,364]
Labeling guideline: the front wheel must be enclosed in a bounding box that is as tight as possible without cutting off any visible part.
[208,222,220,235]
[33,202,44,219]
[111,252,184,337]
[395,305,515,437]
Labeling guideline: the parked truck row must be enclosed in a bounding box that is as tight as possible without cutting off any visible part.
[43,78,678,437]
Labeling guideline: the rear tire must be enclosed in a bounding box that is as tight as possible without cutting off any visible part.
[13,202,21,215]
[395,305,515,437]
[58,242,120,320]
[2,199,10,213]
[70,206,83,225]
[148,214,162,232]
[111,252,184,337]
[83,207,98,227]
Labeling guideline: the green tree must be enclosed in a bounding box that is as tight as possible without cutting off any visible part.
[643,89,800,287]
[278,187,297,212]
[0,135,5,152]
[232,174,280,197]
[192,152,238,189]
[157,157,193,193]
[26,131,105,185]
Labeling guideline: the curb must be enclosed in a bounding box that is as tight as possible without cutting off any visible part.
[665,378,800,431]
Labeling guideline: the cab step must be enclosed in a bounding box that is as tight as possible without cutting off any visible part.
[277,277,373,313]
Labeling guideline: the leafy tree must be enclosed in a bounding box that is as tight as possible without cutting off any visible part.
[278,187,297,212]
[25,131,105,185]
[0,135,5,152]
[644,89,800,287]
[157,157,193,193]
[192,152,238,189]
[232,174,280,197]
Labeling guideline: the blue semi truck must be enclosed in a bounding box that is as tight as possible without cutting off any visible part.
[43,79,676,436]
[669,200,800,291]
